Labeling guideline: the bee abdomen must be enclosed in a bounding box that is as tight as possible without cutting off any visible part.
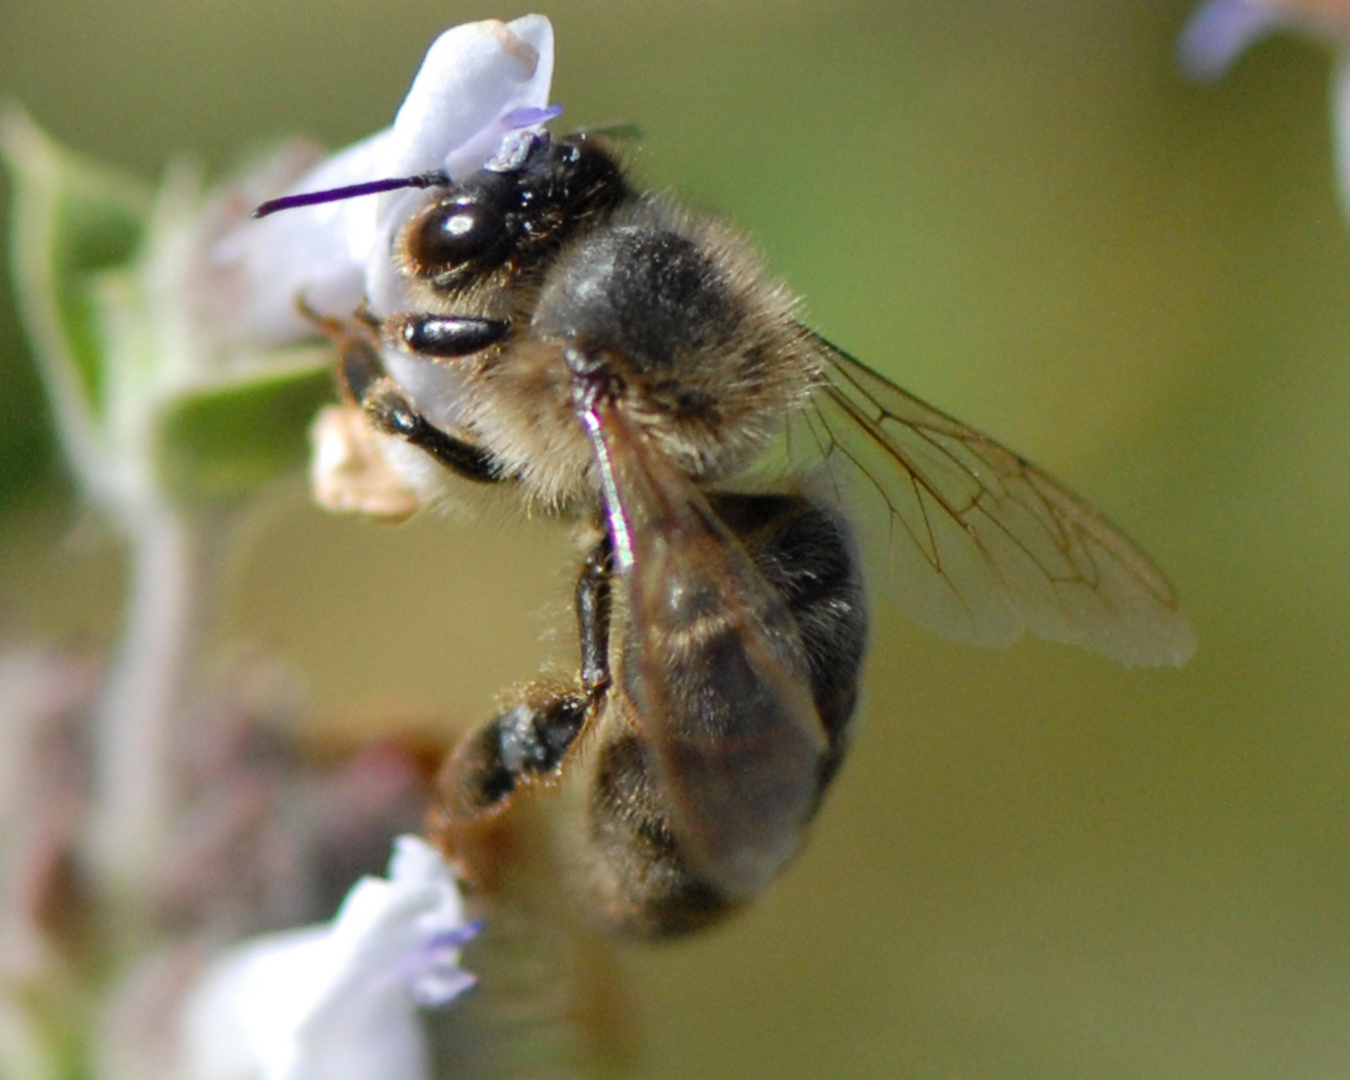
[710,493,868,773]
[585,493,867,936]
[587,731,733,937]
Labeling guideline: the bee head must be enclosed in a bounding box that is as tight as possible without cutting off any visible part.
[399,134,632,291]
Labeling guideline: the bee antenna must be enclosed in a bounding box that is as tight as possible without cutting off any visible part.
[252,170,451,219]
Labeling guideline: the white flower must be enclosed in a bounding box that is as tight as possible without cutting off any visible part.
[215,15,555,344]
[180,835,479,1080]
[1179,1,1350,216]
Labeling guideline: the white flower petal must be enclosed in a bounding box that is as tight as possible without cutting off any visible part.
[180,836,474,1080]
[213,15,554,344]
[382,15,554,183]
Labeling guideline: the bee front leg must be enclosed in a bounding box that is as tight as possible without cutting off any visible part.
[368,312,512,482]
[306,305,508,485]
[360,378,504,483]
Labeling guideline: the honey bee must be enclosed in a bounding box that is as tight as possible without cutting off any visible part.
[263,130,1194,938]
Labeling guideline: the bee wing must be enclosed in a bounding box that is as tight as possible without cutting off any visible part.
[580,393,827,901]
[788,334,1195,667]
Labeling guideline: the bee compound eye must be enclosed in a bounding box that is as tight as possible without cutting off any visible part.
[407,196,508,275]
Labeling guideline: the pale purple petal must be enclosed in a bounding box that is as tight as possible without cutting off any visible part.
[407,921,483,1005]
[382,15,554,183]
[365,16,556,317]
[1178,0,1288,82]
[180,836,476,1080]
[501,104,565,129]
[210,16,555,344]
[210,131,392,343]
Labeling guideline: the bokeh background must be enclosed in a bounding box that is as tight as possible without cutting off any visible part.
[4,1,1350,1077]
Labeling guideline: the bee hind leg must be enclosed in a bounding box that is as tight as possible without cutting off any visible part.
[431,531,619,878]
[438,689,589,818]
[430,684,589,888]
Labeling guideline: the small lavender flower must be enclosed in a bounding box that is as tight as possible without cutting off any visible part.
[1180,1,1350,214]
[179,836,479,1080]
[1178,0,1294,81]
[2,21,567,1080]
[171,32,566,1071]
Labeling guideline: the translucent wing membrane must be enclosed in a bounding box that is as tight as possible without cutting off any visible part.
[581,396,825,899]
[787,334,1195,667]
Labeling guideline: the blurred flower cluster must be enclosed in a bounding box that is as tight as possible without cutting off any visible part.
[0,17,587,1080]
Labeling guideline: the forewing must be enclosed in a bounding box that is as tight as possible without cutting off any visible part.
[580,395,826,900]
[787,335,1195,667]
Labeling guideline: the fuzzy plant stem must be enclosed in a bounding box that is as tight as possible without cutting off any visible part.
[87,501,214,920]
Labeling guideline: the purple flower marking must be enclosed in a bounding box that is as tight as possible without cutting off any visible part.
[428,919,486,952]
[367,917,486,1008]
[503,103,564,128]
[410,920,484,1005]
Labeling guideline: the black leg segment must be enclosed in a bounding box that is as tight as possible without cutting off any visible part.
[363,379,506,484]
[398,315,511,358]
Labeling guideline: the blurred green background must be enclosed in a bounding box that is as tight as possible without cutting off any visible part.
[4,1,1350,1077]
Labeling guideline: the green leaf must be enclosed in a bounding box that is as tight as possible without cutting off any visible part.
[154,349,334,502]
[2,109,341,510]
[0,105,151,445]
